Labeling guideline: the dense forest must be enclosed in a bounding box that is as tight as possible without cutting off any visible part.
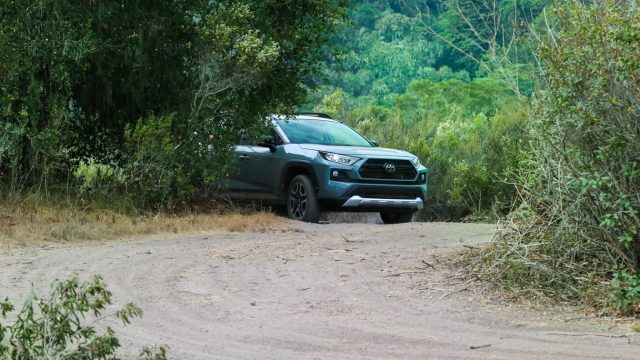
[1,1,640,311]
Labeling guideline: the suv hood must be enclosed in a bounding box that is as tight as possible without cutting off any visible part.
[299,144,414,158]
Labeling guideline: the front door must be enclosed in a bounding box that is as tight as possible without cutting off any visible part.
[227,128,285,201]
[227,145,261,196]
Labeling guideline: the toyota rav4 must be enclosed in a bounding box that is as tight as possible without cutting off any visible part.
[227,113,428,224]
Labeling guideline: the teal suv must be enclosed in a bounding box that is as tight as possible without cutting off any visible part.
[227,113,428,224]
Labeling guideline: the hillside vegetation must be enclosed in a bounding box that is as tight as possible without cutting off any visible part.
[309,0,544,220]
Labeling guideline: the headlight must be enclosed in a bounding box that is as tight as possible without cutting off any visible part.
[320,152,360,166]
[410,156,421,168]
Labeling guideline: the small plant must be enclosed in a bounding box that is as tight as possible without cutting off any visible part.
[612,270,640,313]
[74,158,125,191]
[0,275,167,359]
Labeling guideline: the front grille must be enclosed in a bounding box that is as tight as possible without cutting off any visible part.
[358,159,417,180]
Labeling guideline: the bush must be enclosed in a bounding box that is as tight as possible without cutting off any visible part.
[419,103,527,220]
[0,121,25,193]
[0,275,166,359]
[344,79,527,221]
[123,113,237,210]
[612,270,640,313]
[74,158,125,193]
[466,1,640,312]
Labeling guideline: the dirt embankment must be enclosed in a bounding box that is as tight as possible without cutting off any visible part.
[1,222,638,359]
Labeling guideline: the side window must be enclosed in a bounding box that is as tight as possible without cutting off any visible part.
[239,127,283,146]
[237,127,284,146]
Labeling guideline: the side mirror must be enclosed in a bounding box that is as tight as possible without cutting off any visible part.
[258,135,277,153]
[369,140,379,147]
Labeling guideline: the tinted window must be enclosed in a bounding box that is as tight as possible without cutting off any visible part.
[278,119,372,146]
[238,127,283,146]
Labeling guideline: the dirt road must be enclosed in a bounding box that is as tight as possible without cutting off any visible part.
[1,222,638,359]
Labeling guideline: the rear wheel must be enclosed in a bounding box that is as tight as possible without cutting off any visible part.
[287,175,321,223]
[380,211,415,224]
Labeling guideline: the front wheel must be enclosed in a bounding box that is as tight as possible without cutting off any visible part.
[287,175,321,223]
[380,211,415,224]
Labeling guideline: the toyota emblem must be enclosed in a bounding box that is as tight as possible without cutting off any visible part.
[384,163,396,174]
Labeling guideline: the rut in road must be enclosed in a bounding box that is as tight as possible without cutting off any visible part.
[1,222,637,359]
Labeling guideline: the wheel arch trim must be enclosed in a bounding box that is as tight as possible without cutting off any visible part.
[279,161,320,196]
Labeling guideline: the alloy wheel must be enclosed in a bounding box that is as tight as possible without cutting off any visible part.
[289,181,308,219]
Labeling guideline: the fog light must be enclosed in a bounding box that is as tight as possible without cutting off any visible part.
[332,170,339,177]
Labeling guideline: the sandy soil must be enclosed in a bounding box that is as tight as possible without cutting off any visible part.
[1,221,638,359]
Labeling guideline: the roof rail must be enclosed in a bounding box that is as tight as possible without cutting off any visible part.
[297,112,334,119]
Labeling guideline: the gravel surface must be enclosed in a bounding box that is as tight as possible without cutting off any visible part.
[1,221,638,359]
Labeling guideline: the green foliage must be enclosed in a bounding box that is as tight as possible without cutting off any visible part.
[0,276,166,359]
[469,1,640,311]
[342,77,526,220]
[311,0,548,106]
[121,113,238,210]
[612,270,640,312]
[396,78,514,122]
[0,121,26,192]
[436,0,548,77]
[320,2,449,101]
[0,0,347,209]
[313,89,347,119]
[74,159,125,194]
[0,0,198,188]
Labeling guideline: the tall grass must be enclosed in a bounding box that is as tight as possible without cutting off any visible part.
[0,194,285,246]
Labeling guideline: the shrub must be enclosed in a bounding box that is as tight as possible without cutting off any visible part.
[74,158,125,193]
[121,112,243,210]
[612,270,640,313]
[466,1,640,312]
[0,275,166,359]
[0,121,25,193]
[346,92,528,220]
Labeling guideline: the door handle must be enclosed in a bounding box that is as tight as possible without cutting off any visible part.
[238,154,250,161]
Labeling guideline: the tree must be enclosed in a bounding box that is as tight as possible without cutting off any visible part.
[0,0,348,207]
[405,0,550,97]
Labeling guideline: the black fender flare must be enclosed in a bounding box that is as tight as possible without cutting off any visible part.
[279,161,320,196]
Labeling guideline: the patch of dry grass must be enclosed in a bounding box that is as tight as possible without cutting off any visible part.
[0,203,286,246]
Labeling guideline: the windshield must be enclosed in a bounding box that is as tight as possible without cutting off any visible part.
[277,119,372,147]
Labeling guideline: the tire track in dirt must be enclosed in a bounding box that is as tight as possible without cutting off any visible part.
[1,223,638,359]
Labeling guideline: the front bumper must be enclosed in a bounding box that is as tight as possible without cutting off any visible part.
[342,196,424,209]
[317,183,427,212]
[312,158,428,212]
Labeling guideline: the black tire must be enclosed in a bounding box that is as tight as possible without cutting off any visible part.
[287,175,322,223]
[380,211,415,224]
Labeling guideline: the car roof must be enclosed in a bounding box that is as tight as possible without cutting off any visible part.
[269,114,338,122]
